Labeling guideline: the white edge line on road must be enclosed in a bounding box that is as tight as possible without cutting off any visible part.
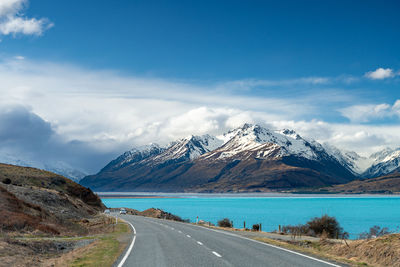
[117,218,137,267]
[199,226,342,267]
[212,251,222,257]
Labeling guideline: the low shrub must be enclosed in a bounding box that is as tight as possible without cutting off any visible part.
[252,224,260,231]
[281,214,347,239]
[307,215,345,239]
[359,225,391,239]
[218,218,232,228]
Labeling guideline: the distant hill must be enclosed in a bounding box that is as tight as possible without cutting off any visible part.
[0,153,87,182]
[302,172,400,194]
[0,163,104,235]
[81,124,357,192]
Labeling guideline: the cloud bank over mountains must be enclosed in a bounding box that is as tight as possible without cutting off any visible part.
[1,56,400,173]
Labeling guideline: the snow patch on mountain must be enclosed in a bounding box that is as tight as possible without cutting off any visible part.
[152,134,224,163]
[364,147,400,177]
[116,143,164,168]
[323,143,371,174]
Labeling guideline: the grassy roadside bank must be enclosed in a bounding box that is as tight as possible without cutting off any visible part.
[0,215,132,267]
[45,218,131,267]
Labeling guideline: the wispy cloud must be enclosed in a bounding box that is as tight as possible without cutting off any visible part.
[0,0,53,36]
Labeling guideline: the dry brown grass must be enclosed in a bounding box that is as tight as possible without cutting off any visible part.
[252,233,400,267]
[328,234,400,267]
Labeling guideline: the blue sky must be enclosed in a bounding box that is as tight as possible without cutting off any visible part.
[0,0,400,173]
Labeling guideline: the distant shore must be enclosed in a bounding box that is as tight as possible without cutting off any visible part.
[98,194,177,199]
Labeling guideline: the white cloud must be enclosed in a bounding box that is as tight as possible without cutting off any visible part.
[0,0,53,36]
[0,58,313,149]
[339,100,400,123]
[365,68,395,80]
[2,57,400,172]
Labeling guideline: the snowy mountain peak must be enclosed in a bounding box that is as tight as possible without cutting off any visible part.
[209,124,324,161]
[153,134,224,162]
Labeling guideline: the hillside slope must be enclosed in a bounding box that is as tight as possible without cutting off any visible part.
[0,163,104,235]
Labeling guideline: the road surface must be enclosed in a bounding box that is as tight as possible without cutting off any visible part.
[115,214,344,267]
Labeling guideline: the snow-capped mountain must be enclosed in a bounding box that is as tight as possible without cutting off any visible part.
[100,143,165,172]
[0,153,87,182]
[150,134,224,164]
[80,124,357,192]
[322,144,371,175]
[207,124,327,161]
[363,147,400,178]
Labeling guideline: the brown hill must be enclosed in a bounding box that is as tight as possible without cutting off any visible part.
[0,163,105,235]
[298,172,400,194]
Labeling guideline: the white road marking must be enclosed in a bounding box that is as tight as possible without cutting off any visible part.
[197,241,203,245]
[117,218,137,267]
[212,251,222,257]
[186,234,191,238]
[178,230,182,233]
[171,227,174,230]
[197,226,341,267]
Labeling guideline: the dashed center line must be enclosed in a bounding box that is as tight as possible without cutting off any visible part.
[197,241,203,246]
[212,251,222,258]
[186,234,191,238]
[178,230,182,233]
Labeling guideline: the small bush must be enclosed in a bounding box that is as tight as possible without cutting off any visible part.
[218,218,232,228]
[359,225,391,239]
[306,215,344,239]
[281,215,347,239]
[252,224,260,231]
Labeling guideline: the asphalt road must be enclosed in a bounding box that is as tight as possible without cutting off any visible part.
[115,214,344,267]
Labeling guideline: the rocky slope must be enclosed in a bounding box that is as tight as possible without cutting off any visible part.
[81,124,357,192]
[0,163,104,235]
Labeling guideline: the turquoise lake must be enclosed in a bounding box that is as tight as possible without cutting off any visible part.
[102,194,400,239]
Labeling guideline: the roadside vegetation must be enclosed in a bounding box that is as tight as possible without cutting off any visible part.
[218,218,233,228]
[58,219,131,267]
[0,163,133,267]
[208,214,399,266]
[281,214,348,239]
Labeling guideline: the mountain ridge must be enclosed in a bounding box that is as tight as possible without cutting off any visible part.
[80,124,360,192]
